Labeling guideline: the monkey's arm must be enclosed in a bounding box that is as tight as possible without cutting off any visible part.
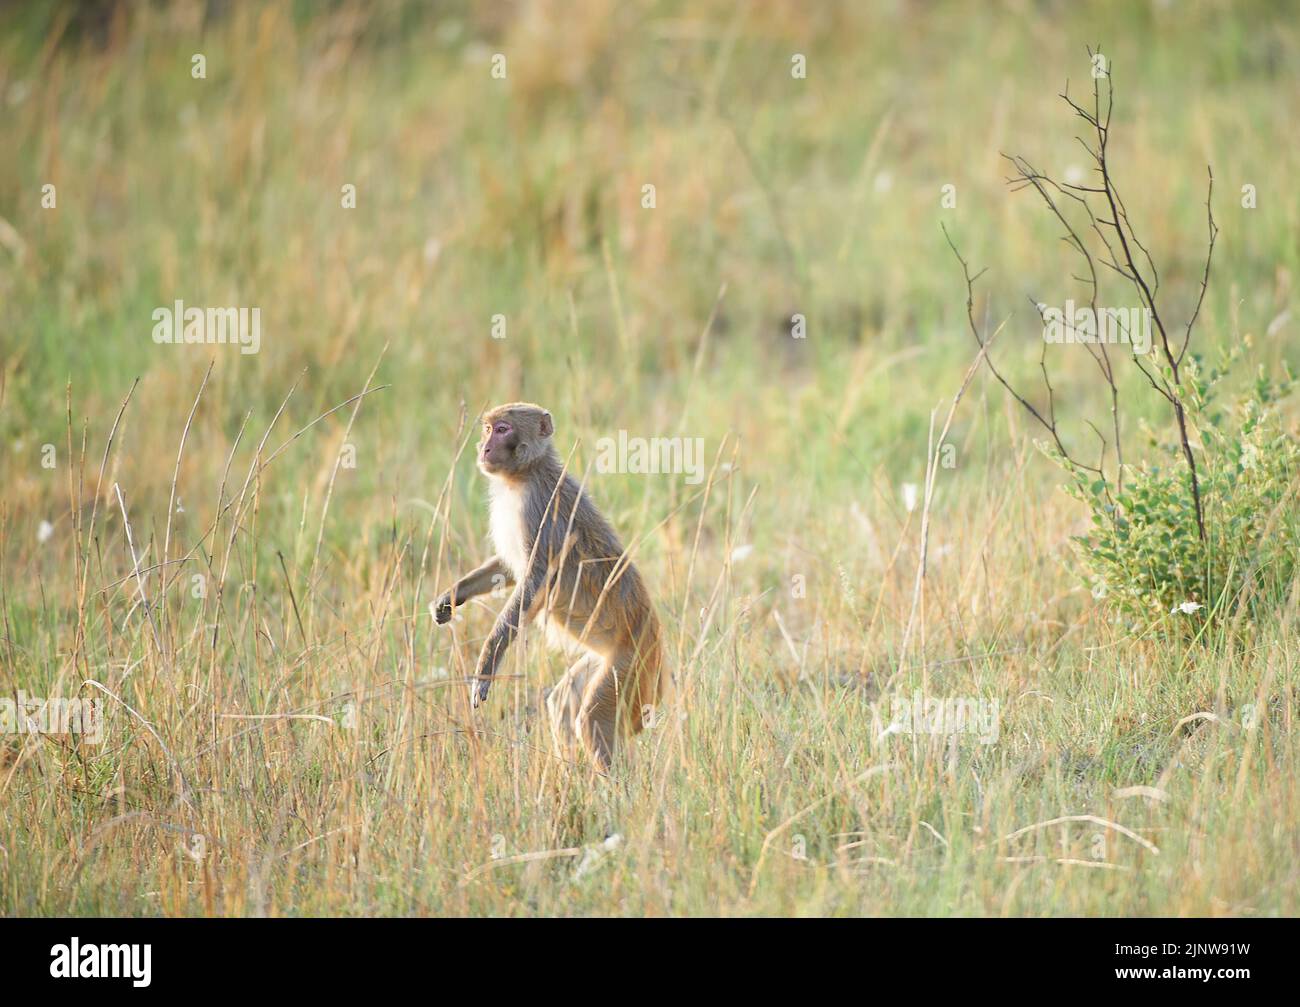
[434,556,514,625]
[470,540,553,708]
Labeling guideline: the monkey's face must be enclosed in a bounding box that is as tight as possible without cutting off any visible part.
[478,417,519,475]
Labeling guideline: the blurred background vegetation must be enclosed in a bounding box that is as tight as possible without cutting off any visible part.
[4,1,1297,525]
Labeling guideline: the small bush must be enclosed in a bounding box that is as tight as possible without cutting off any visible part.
[1058,348,1300,631]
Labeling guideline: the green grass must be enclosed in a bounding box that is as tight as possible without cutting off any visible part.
[1,0,1298,916]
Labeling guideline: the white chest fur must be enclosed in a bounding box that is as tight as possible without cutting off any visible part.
[488,478,531,581]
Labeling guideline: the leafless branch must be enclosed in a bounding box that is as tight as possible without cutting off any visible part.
[959,49,1215,544]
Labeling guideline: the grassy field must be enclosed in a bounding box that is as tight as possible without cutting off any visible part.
[2,0,1299,916]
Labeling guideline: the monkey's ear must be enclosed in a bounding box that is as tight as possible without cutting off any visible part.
[539,412,554,438]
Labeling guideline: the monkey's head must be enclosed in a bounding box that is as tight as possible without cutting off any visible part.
[478,402,555,479]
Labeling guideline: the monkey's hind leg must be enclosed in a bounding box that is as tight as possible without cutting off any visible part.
[546,654,601,762]
[576,657,631,774]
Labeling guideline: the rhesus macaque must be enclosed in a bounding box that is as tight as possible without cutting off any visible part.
[434,403,666,772]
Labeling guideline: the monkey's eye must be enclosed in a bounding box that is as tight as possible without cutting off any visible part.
[494,423,511,436]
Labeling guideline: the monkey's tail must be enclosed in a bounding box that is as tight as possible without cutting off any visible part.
[626,611,668,736]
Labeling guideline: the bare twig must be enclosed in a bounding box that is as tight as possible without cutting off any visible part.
[954,49,1215,548]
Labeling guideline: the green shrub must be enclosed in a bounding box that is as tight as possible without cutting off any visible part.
[1053,347,1300,632]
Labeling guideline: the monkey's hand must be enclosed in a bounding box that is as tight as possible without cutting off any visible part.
[433,591,454,625]
[471,640,504,708]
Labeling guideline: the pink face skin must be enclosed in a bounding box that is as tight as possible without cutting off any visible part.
[478,418,516,474]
